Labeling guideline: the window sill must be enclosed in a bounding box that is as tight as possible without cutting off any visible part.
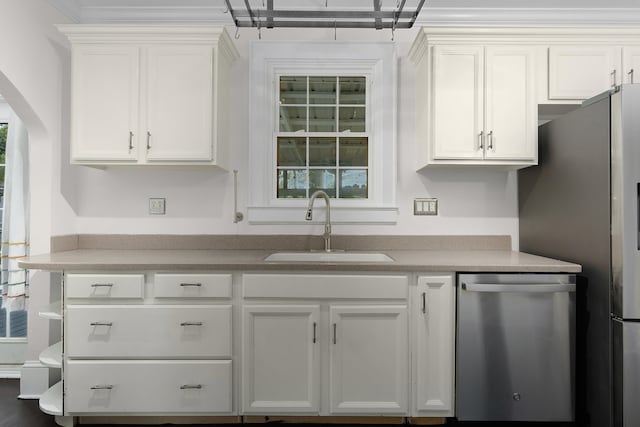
[247,206,399,225]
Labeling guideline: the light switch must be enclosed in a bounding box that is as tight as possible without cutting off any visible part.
[414,198,438,216]
[149,198,166,215]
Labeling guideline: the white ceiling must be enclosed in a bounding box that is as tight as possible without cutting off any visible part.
[48,0,640,25]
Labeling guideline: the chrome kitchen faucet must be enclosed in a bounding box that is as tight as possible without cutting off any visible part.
[306,190,332,252]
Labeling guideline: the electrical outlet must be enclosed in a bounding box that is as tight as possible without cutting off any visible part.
[149,198,166,215]
[414,198,438,216]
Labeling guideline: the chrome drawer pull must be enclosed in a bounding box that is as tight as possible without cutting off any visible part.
[90,385,113,390]
[90,321,113,327]
[180,283,202,287]
[91,283,114,288]
[180,321,203,326]
[180,384,203,390]
[421,292,427,314]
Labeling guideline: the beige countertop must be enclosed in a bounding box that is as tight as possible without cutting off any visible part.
[19,248,581,273]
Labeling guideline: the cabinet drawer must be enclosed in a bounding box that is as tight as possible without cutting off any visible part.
[243,274,408,299]
[66,305,232,358]
[154,274,232,299]
[65,360,232,414]
[66,274,144,299]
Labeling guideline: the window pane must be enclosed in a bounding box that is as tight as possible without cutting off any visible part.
[339,169,367,198]
[340,76,366,105]
[280,76,307,104]
[280,106,307,132]
[309,137,336,167]
[339,137,368,167]
[309,169,336,197]
[338,106,365,132]
[277,169,308,198]
[309,77,336,105]
[277,137,306,166]
[309,107,336,132]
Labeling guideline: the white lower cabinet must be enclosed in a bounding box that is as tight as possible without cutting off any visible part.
[413,274,455,417]
[65,305,232,358]
[57,271,455,421]
[65,360,232,414]
[329,306,408,414]
[62,272,235,417]
[242,305,321,413]
[241,273,411,416]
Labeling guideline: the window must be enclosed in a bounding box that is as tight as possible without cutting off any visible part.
[277,75,368,199]
[248,42,398,224]
[0,121,26,339]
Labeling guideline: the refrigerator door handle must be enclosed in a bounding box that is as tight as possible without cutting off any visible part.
[462,283,576,293]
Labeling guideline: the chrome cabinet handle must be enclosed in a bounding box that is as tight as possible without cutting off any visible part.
[90,321,113,326]
[629,69,635,84]
[146,131,151,150]
[129,131,134,150]
[180,321,203,326]
[90,283,114,288]
[421,292,427,314]
[180,384,203,390]
[90,385,113,390]
[612,69,618,88]
[180,283,202,287]
[487,131,494,150]
[333,323,337,345]
[313,322,317,344]
[478,131,484,150]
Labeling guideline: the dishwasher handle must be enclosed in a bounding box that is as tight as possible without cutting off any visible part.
[462,283,576,293]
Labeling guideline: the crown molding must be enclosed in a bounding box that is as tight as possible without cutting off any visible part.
[48,2,640,26]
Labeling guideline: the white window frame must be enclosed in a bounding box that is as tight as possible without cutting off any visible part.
[247,41,398,224]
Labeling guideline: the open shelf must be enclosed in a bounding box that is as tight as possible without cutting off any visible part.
[39,341,62,368]
[39,381,63,416]
[38,301,62,320]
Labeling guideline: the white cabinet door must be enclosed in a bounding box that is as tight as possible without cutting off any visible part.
[622,46,640,84]
[430,45,484,160]
[484,46,537,161]
[413,275,455,417]
[329,305,408,414]
[145,46,213,162]
[242,305,320,414]
[548,46,621,100]
[71,45,139,162]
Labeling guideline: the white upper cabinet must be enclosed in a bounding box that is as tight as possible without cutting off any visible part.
[484,46,537,161]
[145,46,215,161]
[411,30,537,169]
[59,25,238,168]
[548,46,621,100]
[430,45,484,161]
[71,45,140,162]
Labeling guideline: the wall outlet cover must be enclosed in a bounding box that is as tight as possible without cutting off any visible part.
[414,198,438,216]
[149,198,166,215]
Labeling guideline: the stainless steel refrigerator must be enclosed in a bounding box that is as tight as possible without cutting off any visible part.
[519,84,640,427]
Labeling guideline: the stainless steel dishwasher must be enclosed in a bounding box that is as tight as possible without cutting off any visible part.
[456,273,576,421]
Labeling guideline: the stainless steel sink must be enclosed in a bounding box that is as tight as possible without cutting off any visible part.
[264,251,394,263]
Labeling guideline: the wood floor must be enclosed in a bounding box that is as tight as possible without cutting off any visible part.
[0,379,578,427]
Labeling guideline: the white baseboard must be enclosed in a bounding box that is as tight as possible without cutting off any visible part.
[18,360,50,399]
[0,364,21,379]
